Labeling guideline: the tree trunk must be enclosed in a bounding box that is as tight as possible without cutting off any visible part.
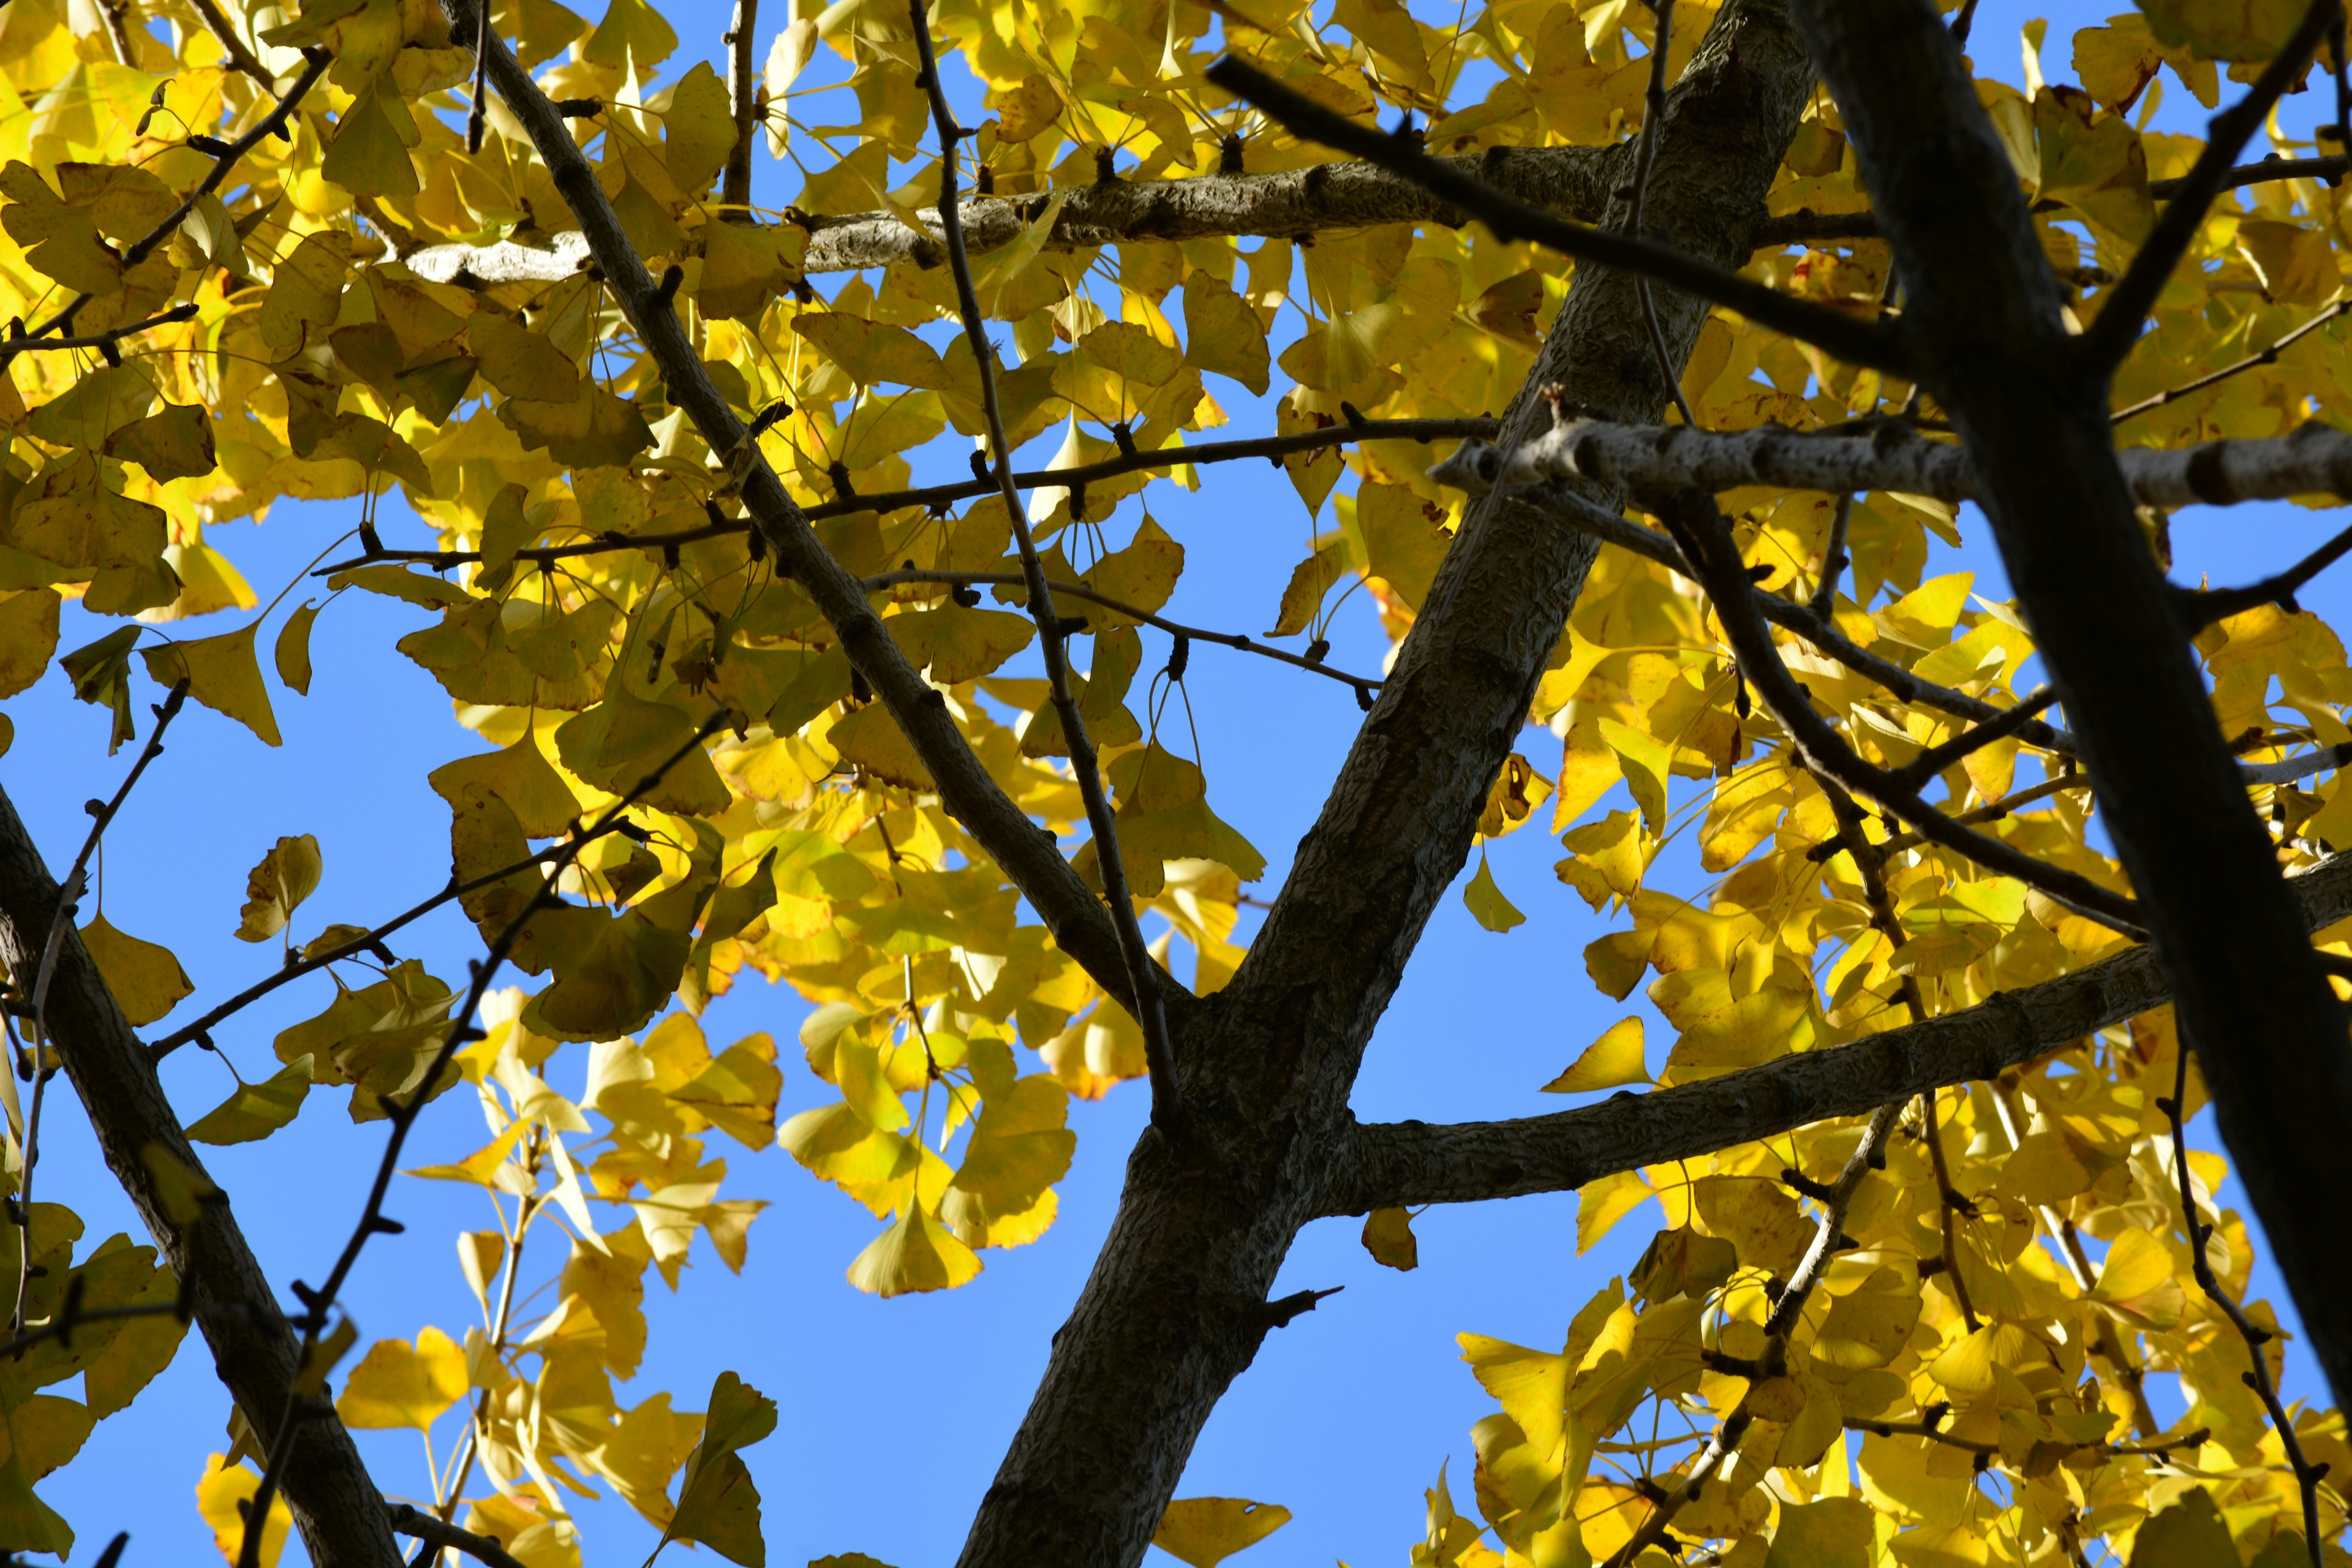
[1790,0,2352,1404]
[0,786,403,1568]
[952,4,1817,1562]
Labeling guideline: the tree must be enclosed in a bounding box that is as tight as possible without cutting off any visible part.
[0,0,2346,1561]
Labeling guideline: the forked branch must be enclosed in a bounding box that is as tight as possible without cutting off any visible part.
[907,0,1186,1134]
[1204,56,1914,377]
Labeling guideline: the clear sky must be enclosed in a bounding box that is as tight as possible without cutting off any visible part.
[3,2,2342,1565]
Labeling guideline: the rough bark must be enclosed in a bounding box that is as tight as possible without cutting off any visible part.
[950,5,1817,1565]
[403,140,1624,282]
[1443,415,2352,511]
[1793,0,2352,1403]
[0,787,404,1568]
[1323,852,2352,1212]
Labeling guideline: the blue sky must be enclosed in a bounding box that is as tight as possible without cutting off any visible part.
[4,2,2345,1564]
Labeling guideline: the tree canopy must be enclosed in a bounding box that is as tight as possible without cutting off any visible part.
[0,0,2346,1563]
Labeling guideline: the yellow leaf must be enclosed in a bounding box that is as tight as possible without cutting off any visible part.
[792,313,951,391]
[105,403,217,483]
[1768,1496,1874,1568]
[321,88,420,200]
[828,702,936,791]
[431,735,581,839]
[469,309,581,403]
[700,220,803,320]
[272,600,315,698]
[336,1326,467,1430]
[185,1055,312,1145]
[846,1202,982,1296]
[584,0,677,72]
[1576,1168,1651,1253]
[1813,1266,1923,1370]
[1152,1498,1293,1568]
[0,590,58,701]
[140,1141,220,1225]
[142,624,283,747]
[663,61,736,194]
[232,834,322,942]
[258,230,352,351]
[1542,1017,1648,1093]
[75,912,190,1029]
[1360,1207,1419,1270]
[664,1371,776,1567]
[1354,483,1450,612]
[292,1314,358,1398]
[1477,752,1554,839]
[2139,0,2304,60]
[196,1455,289,1568]
[1463,852,1525,933]
[0,160,120,295]
[1597,717,1671,832]
[1079,517,1185,628]
[1080,319,1185,388]
[2128,1490,2239,1568]
[1183,282,1270,396]
[2091,1226,2188,1329]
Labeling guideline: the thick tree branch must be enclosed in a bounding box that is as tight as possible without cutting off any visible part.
[435,0,1149,1017]
[907,0,1186,1136]
[2078,0,2341,371]
[1314,850,2352,1215]
[1205,56,1913,376]
[404,145,1627,282]
[1449,413,2352,512]
[0,786,405,1568]
[386,1507,527,1568]
[721,0,758,215]
[1796,0,2352,1410]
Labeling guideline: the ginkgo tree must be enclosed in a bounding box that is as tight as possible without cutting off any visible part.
[0,0,2350,1560]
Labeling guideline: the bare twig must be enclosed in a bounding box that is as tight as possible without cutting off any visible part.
[187,0,277,85]
[2079,0,2343,371]
[1810,491,1853,618]
[722,0,760,213]
[148,834,630,1063]
[1203,56,1914,375]
[1608,1102,1904,1563]
[1657,486,2144,933]
[2112,299,2352,423]
[0,303,199,359]
[1626,1,1701,428]
[11,681,189,1335]
[910,0,1186,1135]
[861,569,1383,699]
[1884,687,2057,791]
[233,718,727,1568]
[2177,516,2352,630]
[1826,773,2092,861]
[1917,1086,1981,1330]
[386,1506,528,1568]
[2161,1050,2330,1568]
[314,416,1494,577]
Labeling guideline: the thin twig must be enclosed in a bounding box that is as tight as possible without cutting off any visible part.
[12,682,189,1334]
[1843,1413,2207,1461]
[1810,492,1853,618]
[0,304,198,358]
[0,1296,232,1362]
[1608,1102,1904,1564]
[2177,516,2352,630]
[2079,0,2342,371]
[1202,56,1914,376]
[1626,0,1700,428]
[722,0,760,213]
[233,717,728,1568]
[2161,1050,2330,1568]
[1828,773,2092,861]
[1658,487,2144,934]
[2113,299,2352,423]
[312,417,1496,577]
[149,834,627,1063]
[187,0,276,85]
[3,49,331,363]
[386,1506,529,1568]
[861,570,1384,698]
[1917,1087,1981,1330]
[910,0,1187,1135]
[1885,688,2057,791]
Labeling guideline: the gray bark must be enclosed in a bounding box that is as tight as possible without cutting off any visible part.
[0,787,404,1568]
[1429,413,2352,511]
[1792,0,2352,1406]
[405,141,1623,282]
[951,4,1818,1564]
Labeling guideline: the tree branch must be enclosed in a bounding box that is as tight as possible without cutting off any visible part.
[1204,56,1915,377]
[861,570,1382,699]
[1449,412,2352,514]
[435,0,1149,1016]
[722,0,760,214]
[2113,297,2352,424]
[386,1506,528,1568]
[187,0,276,85]
[907,0,1186,1135]
[315,415,1494,576]
[1626,0,1701,429]
[1314,849,2352,1216]
[1883,687,2056,791]
[2078,0,2342,371]
[0,785,405,1568]
[2176,515,2352,630]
